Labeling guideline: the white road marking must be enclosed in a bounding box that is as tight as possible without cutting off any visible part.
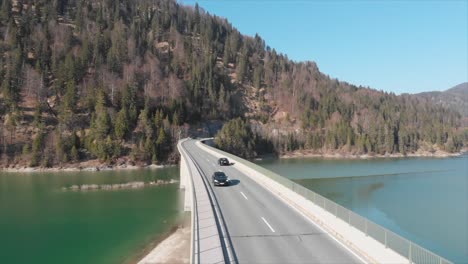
[240,192,248,200]
[268,188,368,264]
[261,217,275,233]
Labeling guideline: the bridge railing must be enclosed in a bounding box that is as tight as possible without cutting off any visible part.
[200,141,453,264]
[178,139,234,264]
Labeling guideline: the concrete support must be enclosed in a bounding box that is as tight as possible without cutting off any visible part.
[178,140,192,212]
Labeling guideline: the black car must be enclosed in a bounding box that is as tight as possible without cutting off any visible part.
[212,171,230,186]
[218,158,230,166]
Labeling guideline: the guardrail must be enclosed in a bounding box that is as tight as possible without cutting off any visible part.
[200,140,453,264]
[178,139,234,264]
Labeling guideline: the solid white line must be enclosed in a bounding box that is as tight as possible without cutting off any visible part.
[240,192,248,200]
[261,217,275,233]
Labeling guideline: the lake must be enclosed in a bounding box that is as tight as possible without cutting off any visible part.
[0,167,184,264]
[1,156,466,263]
[256,155,468,263]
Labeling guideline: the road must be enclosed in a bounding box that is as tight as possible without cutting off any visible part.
[182,140,363,264]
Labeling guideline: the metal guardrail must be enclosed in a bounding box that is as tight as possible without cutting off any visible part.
[178,139,235,264]
[201,141,453,264]
[184,144,236,264]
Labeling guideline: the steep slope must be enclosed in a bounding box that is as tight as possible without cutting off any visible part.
[0,0,466,168]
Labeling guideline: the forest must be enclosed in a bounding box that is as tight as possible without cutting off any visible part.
[0,0,466,167]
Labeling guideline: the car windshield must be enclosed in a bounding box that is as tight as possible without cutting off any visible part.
[214,172,227,180]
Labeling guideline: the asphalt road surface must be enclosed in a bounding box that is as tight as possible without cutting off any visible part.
[182,139,363,264]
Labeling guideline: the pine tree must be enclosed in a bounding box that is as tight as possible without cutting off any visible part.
[93,91,110,140]
[0,0,11,24]
[70,145,79,162]
[121,83,138,125]
[63,80,77,111]
[114,107,129,140]
[31,129,44,167]
[156,127,167,146]
[236,51,247,83]
[172,111,180,126]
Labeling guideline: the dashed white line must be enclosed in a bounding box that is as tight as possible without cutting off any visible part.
[267,185,368,264]
[261,217,275,233]
[240,192,248,200]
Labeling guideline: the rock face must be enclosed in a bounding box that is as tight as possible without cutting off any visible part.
[62,179,178,191]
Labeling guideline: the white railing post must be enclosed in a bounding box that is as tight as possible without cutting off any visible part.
[348,210,351,226]
[365,220,368,236]
[384,230,387,248]
[409,242,412,263]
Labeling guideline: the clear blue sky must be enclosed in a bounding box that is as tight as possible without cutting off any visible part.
[179,0,467,94]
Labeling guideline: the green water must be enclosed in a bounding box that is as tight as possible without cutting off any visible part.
[256,155,468,263]
[0,167,184,264]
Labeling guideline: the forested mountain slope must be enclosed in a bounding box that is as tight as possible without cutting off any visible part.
[0,0,465,168]
[415,83,468,119]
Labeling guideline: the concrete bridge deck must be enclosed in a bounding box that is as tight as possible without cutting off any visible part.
[179,138,452,264]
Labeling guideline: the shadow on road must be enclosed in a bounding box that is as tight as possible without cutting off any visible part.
[228,179,240,186]
[215,179,240,187]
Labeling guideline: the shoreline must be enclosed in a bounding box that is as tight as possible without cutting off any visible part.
[276,149,467,160]
[2,148,466,172]
[0,162,177,173]
[135,216,191,264]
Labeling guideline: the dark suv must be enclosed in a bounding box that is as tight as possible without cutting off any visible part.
[218,158,230,166]
[212,171,230,186]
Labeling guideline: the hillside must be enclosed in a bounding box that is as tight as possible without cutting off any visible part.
[415,82,468,118]
[447,82,468,94]
[0,0,466,169]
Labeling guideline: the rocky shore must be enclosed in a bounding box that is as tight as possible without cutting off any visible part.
[62,179,178,192]
[279,148,467,160]
[2,147,465,172]
[1,161,175,173]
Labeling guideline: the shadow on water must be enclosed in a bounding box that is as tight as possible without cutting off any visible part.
[358,182,385,200]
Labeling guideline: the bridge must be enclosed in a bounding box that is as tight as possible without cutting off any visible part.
[178,138,453,264]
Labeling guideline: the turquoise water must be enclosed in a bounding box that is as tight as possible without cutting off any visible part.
[0,168,184,264]
[256,155,468,263]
